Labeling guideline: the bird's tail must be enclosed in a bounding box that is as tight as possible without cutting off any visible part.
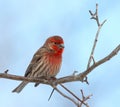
[12,81,28,93]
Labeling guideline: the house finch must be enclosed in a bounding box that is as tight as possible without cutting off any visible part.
[12,35,64,93]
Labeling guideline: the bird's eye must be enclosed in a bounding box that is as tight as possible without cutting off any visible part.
[54,42,57,44]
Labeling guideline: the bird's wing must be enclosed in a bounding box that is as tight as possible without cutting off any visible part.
[24,47,45,77]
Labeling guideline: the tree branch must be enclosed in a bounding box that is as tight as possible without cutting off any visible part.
[52,85,78,106]
[55,44,120,84]
[87,3,107,69]
[0,44,120,84]
[51,84,92,107]
[0,72,49,84]
[79,90,92,107]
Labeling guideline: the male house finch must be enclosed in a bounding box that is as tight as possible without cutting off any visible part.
[12,35,64,93]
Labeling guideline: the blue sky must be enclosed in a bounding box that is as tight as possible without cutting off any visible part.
[0,0,120,107]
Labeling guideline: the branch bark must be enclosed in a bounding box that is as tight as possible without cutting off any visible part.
[87,3,107,69]
[0,44,120,84]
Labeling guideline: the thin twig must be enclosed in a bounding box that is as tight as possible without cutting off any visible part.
[81,90,92,102]
[89,4,100,26]
[4,69,9,74]
[51,85,91,107]
[52,85,78,106]
[82,44,120,77]
[87,3,107,69]
[48,83,84,105]
[79,90,92,107]
[83,76,89,85]
[60,84,83,103]
[49,83,83,103]
[48,88,55,101]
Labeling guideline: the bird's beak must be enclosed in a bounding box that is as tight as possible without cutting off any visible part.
[59,44,65,48]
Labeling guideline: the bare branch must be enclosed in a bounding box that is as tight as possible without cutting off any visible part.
[48,83,90,107]
[81,90,92,102]
[79,90,92,107]
[48,88,55,101]
[56,44,120,83]
[50,84,91,107]
[60,84,82,102]
[4,69,9,74]
[87,3,107,69]
[83,76,89,85]
[52,85,78,106]
[89,4,100,26]
[82,44,120,77]
[0,73,49,84]
[0,44,119,85]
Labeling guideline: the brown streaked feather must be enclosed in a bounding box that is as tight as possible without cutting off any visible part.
[24,46,47,77]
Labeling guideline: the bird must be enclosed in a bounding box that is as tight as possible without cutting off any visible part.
[12,35,64,93]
